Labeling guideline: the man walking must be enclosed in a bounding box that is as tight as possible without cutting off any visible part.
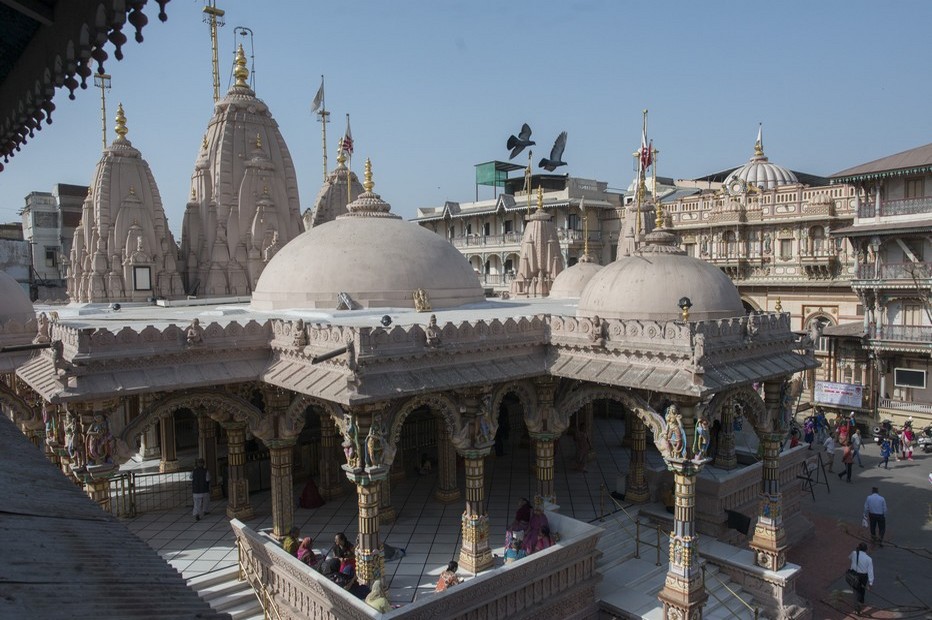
[847,542,874,612]
[851,428,864,467]
[191,457,211,521]
[864,487,887,546]
[823,433,836,473]
[838,443,855,483]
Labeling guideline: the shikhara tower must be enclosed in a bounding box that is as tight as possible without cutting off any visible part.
[181,45,304,296]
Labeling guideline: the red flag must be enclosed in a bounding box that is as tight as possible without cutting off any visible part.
[640,138,652,171]
[339,114,353,156]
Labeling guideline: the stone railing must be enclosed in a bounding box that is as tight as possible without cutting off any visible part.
[879,398,932,416]
[52,319,273,361]
[231,510,602,619]
[859,196,932,219]
[856,261,932,281]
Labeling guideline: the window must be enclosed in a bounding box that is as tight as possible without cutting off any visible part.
[894,368,926,389]
[684,243,696,257]
[133,266,152,291]
[809,226,825,254]
[45,249,58,268]
[567,213,580,230]
[483,222,491,236]
[723,231,737,257]
[780,239,793,260]
[503,220,513,234]
[905,177,924,199]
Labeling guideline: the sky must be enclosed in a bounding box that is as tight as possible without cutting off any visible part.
[2,0,932,236]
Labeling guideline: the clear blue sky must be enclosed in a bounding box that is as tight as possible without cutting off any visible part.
[2,1,931,235]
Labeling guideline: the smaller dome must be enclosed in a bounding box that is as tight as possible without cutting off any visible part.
[578,227,744,321]
[549,255,603,299]
[723,127,797,191]
[0,271,34,323]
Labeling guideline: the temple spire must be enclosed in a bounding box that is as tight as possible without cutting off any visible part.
[754,123,764,158]
[233,44,249,88]
[363,158,374,193]
[115,103,127,138]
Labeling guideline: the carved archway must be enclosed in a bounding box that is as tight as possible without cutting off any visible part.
[120,390,264,445]
[490,380,537,432]
[283,394,344,438]
[555,383,666,452]
[0,381,38,428]
[703,385,770,434]
[385,392,462,465]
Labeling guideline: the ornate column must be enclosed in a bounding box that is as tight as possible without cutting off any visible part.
[750,381,789,571]
[622,408,635,448]
[379,475,396,524]
[625,415,650,503]
[222,422,253,520]
[529,432,556,506]
[268,438,298,539]
[143,424,161,459]
[198,415,222,500]
[434,422,460,503]
[158,412,181,473]
[319,413,345,500]
[657,460,707,620]
[714,403,737,470]
[459,449,492,573]
[340,405,390,585]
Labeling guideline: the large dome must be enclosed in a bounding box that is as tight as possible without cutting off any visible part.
[549,255,603,299]
[0,271,34,323]
[723,127,797,191]
[252,162,484,311]
[577,228,743,321]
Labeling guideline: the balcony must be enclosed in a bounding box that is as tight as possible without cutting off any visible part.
[871,324,932,342]
[799,252,839,280]
[450,230,601,249]
[709,256,747,280]
[878,398,932,426]
[855,261,932,284]
[857,195,932,218]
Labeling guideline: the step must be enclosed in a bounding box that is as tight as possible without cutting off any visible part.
[197,578,253,604]
[210,587,258,613]
[224,597,264,620]
[187,565,242,590]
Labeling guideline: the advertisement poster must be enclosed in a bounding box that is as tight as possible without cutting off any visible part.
[814,380,863,409]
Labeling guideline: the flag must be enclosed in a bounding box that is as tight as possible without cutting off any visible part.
[310,77,324,113]
[639,129,653,171]
[339,114,353,155]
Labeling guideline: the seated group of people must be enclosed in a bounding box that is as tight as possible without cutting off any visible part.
[503,498,557,563]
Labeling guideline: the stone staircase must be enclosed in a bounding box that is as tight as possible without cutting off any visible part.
[594,511,768,620]
[187,565,264,620]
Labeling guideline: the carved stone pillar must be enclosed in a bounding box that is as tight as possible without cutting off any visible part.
[530,432,556,506]
[354,479,384,585]
[714,404,737,470]
[319,414,344,500]
[158,412,180,473]
[223,422,253,520]
[198,415,222,500]
[143,423,161,459]
[749,381,788,571]
[267,438,297,539]
[434,423,460,503]
[459,451,493,573]
[657,460,707,620]
[379,475,396,524]
[625,414,650,503]
[85,475,113,513]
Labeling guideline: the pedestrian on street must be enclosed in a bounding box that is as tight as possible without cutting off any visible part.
[823,434,836,472]
[878,438,891,469]
[191,457,211,521]
[838,444,855,483]
[864,487,887,546]
[847,542,874,612]
[890,425,900,460]
[852,428,864,467]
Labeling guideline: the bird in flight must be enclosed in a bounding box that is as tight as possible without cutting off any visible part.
[506,123,535,159]
[538,132,568,171]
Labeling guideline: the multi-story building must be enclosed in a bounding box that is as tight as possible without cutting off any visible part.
[827,143,932,426]
[20,183,86,300]
[414,164,623,290]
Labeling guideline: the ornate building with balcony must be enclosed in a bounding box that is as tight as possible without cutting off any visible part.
[828,143,932,426]
[413,168,623,291]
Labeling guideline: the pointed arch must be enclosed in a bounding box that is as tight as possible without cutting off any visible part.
[385,393,462,464]
[119,389,264,444]
[490,380,537,430]
[555,383,666,451]
[283,394,343,437]
[703,385,769,433]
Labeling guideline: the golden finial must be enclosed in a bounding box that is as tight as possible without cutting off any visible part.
[775,297,782,312]
[233,44,249,87]
[114,103,127,138]
[336,149,346,167]
[363,158,374,193]
[536,186,544,212]
[754,123,764,157]
[255,133,262,149]
[655,205,664,229]
[201,133,208,150]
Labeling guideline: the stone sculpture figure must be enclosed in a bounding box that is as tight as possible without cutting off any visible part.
[34,312,51,344]
[64,411,85,470]
[413,288,432,312]
[693,417,710,462]
[343,415,360,470]
[426,314,442,347]
[291,319,307,347]
[365,416,385,469]
[85,413,114,466]
[186,318,204,345]
[665,405,687,459]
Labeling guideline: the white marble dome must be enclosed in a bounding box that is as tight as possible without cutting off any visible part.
[0,270,34,322]
[251,163,485,311]
[549,255,603,299]
[723,129,797,191]
[577,228,743,322]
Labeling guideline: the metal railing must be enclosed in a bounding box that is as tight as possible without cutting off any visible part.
[871,324,932,342]
[858,195,932,218]
[597,484,759,620]
[108,469,193,517]
[879,398,932,415]
[857,261,932,281]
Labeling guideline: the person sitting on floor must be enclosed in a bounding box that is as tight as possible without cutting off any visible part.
[533,526,555,552]
[435,561,461,592]
[504,539,527,564]
[506,497,532,547]
[522,507,549,555]
[299,476,325,509]
[282,527,301,556]
[365,579,392,613]
[297,537,318,566]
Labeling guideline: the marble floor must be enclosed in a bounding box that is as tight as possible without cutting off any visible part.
[124,415,669,606]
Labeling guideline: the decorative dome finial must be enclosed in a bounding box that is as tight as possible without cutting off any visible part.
[233,44,249,87]
[775,297,782,312]
[201,133,208,150]
[655,205,664,229]
[754,123,764,158]
[363,158,374,193]
[115,103,127,138]
[536,185,544,212]
[255,133,262,149]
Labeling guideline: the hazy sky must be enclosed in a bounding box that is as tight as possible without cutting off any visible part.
[2,1,931,234]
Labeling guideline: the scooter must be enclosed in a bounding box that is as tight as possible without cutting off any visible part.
[872,419,893,445]
[918,425,932,453]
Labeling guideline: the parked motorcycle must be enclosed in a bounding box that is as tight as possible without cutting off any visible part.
[872,419,893,445]
[918,425,932,453]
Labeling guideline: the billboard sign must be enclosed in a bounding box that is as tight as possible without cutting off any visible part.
[814,380,863,409]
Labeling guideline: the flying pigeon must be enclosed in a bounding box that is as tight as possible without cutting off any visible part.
[538,131,568,171]
[506,123,535,159]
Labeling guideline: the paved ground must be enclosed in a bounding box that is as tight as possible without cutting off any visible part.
[786,441,932,619]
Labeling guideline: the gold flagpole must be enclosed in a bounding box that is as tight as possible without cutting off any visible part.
[203,1,225,103]
[635,109,647,247]
[317,76,329,183]
[346,113,352,205]
[525,150,533,215]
